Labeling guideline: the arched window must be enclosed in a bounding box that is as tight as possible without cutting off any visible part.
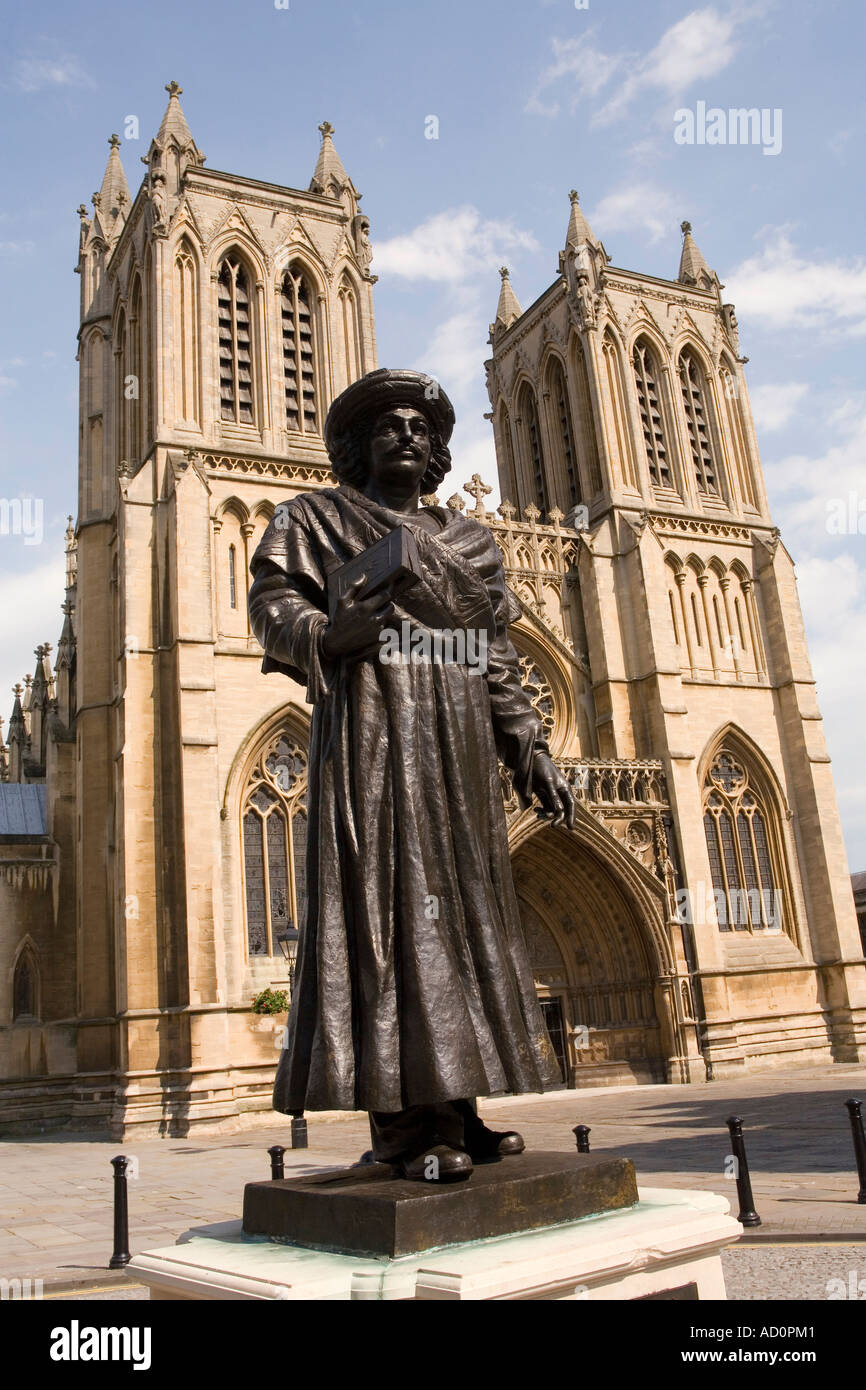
[228,545,237,609]
[719,360,757,508]
[519,385,548,512]
[114,306,127,469]
[242,730,308,956]
[632,340,672,488]
[679,349,718,495]
[497,403,517,504]
[602,332,637,489]
[702,751,784,934]
[127,277,143,464]
[546,358,581,508]
[174,240,199,425]
[338,276,361,385]
[282,264,319,433]
[218,255,255,424]
[572,339,603,497]
[13,949,38,1021]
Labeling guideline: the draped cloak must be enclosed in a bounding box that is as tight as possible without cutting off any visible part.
[248,484,561,1113]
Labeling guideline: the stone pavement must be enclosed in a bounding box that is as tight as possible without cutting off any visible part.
[1,1062,864,1293]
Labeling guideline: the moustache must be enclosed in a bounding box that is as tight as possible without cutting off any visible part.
[384,443,424,459]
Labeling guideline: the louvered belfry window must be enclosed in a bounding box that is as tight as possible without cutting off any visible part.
[218,257,254,424]
[282,266,318,433]
[550,361,580,507]
[522,389,548,512]
[632,341,671,488]
[679,350,718,494]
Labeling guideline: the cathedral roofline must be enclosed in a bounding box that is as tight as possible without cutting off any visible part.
[183,164,351,211]
[491,261,720,353]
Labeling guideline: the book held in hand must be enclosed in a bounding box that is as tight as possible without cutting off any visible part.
[327,524,423,618]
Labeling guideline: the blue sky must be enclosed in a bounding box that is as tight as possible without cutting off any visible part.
[1,0,865,863]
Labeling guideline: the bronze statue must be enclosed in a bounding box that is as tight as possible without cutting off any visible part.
[249,368,575,1181]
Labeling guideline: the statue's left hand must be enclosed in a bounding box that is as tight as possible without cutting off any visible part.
[531,753,575,830]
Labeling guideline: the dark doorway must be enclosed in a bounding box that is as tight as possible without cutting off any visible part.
[539,996,568,1083]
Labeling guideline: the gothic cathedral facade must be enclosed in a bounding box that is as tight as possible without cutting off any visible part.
[1,89,863,1134]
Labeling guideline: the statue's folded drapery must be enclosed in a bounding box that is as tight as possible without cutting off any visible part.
[249,484,561,1113]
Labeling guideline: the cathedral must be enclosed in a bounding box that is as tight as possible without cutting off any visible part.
[1,85,863,1135]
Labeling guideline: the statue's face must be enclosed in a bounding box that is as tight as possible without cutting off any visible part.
[366,404,432,492]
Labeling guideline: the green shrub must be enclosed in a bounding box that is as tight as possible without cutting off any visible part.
[252,988,290,1015]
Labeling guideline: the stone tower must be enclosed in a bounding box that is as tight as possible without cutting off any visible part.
[1,86,377,1132]
[2,117,864,1135]
[482,193,866,1080]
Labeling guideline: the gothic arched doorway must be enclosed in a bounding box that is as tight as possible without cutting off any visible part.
[513,825,668,1086]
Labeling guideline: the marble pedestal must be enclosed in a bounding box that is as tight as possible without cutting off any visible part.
[127,1188,741,1301]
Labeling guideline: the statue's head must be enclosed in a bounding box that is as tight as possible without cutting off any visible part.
[324,368,454,496]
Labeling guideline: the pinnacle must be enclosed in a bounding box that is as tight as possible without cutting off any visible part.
[155,79,196,150]
[93,133,130,232]
[678,219,715,288]
[494,266,523,333]
[565,188,600,253]
[310,120,350,197]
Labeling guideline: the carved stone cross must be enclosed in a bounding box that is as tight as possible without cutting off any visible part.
[464,473,492,517]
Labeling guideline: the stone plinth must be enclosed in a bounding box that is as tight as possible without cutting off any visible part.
[127,1188,742,1301]
[243,1151,637,1257]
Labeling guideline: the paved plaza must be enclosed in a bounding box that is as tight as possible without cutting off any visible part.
[1,1063,865,1298]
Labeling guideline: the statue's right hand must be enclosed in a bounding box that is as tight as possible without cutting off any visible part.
[321,574,396,660]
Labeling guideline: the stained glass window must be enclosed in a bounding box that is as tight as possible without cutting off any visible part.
[702,750,785,934]
[242,730,309,956]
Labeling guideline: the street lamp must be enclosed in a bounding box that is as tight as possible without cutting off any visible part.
[275,924,300,993]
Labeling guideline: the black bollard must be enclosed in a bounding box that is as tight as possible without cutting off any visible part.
[268,1144,286,1180]
[726,1115,761,1227]
[291,1112,308,1149]
[844,1098,866,1204]
[109,1155,132,1269]
[573,1124,591,1154]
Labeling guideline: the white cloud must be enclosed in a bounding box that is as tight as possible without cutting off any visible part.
[422,299,488,403]
[755,399,866,863]
[525,34,624,117]
[374,207,539,284]
[600,7,741,125]
[726,230,866,335]
[0,557,66,718]
[795,552,866,867]
[762,396,866,547]
[527,7,747,124]
[589,181,676,243]
[0,241,35,255]
[13,55,93,93]
[749,382,808,432]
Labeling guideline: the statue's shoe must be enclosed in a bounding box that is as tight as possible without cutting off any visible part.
[466,1128,525,1160]
[401,1144,473,1182]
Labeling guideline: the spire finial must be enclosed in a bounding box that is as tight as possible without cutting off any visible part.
[500,266,509,280]
[569,189,580,204]
[318,120,335,140]
[108,133,121,150]
[681,220,692,236]
[166,80,183,99]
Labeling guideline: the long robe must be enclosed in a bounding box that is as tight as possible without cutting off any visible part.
[249,483,561,1113]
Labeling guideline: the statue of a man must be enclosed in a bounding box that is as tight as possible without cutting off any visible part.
[249,368,575,1181]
